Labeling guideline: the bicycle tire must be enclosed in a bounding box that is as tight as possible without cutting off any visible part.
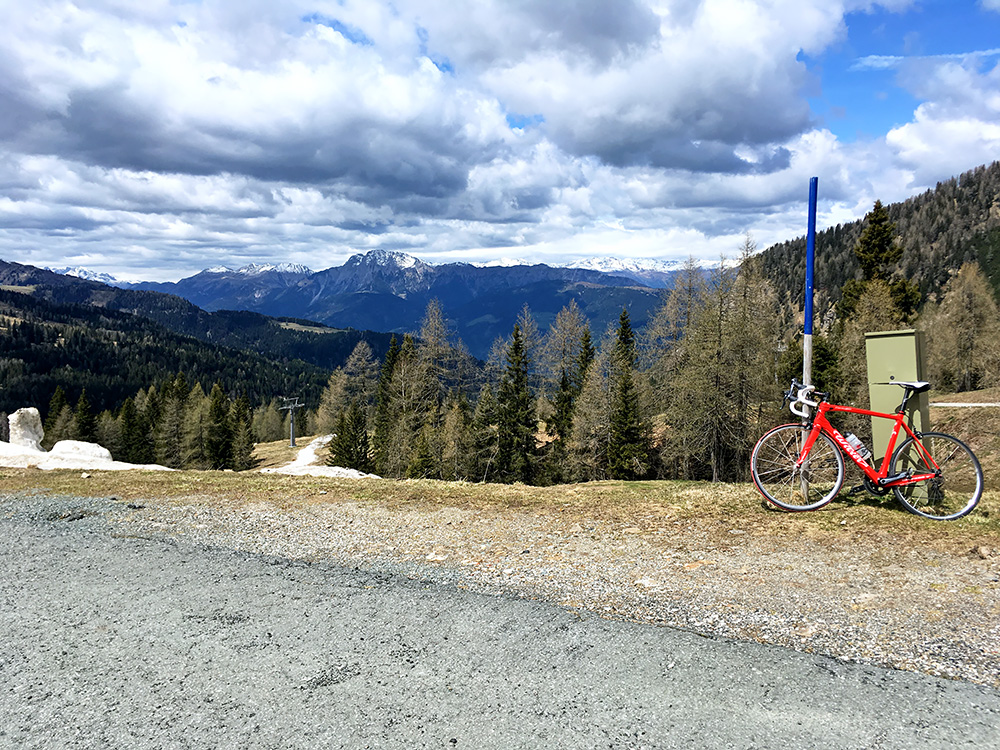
[751,424,845,511]
[889,432,983,520]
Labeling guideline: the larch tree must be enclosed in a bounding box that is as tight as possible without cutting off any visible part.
[921,262,1000,392]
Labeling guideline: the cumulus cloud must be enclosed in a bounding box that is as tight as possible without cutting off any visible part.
[0,0,995,279]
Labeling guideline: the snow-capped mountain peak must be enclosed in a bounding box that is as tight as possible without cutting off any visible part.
[566,257,691,273]
[472,258,534,268]
[204,263,311,276]
[47,266,120,284]
[348,249,420,269]
[235,262,311,276]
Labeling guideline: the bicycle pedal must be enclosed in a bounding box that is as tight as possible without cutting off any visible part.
[847,485,867,496]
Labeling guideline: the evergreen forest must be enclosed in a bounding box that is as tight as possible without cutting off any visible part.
[4,162,1000,480]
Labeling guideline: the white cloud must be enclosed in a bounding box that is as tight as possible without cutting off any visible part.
[0,0,995,280]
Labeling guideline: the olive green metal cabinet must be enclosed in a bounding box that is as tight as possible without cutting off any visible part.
[864,329,930,460]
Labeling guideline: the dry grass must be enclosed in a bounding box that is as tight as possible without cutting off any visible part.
[3,458,998,558]
[929,387,1000,484]
[252,439,303,469]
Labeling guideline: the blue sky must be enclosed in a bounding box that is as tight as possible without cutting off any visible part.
[808,1,1000,141]
[0,1,998,281]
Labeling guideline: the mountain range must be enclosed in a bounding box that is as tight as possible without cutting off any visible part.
[124,250,676,357]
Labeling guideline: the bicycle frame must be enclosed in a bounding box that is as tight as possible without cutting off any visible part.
[797,401,941,488]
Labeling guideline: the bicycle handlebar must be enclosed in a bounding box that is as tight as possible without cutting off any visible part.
[786,380,826,418]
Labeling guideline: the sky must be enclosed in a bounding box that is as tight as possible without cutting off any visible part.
[1,0,999,282]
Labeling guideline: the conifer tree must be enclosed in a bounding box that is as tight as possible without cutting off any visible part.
[840,200,920,320]
[117,397,146,464]
[72,389,97,443]
[96,410,121,457]
[182,383,210,469]
[46,405,75,449]
[41,388,68,449]
[43,386,68,444]
[470,384,500,482]
[439,396,472,481]
[327,402,373,473]
[406,428,436,479]
[205,382,233,469]
[495,324,536,484]
[921,262,1000,392]
[155,373,188,467]
[230,394,256,471]
[372,335,400,473]
[606,308,651,479]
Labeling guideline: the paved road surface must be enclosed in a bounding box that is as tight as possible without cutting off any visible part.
[2,496,999,749]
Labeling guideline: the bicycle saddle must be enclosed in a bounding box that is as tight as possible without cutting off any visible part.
[885,380,931,393]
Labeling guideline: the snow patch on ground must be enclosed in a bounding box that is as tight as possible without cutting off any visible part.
[0,430,377,478]
[259,435,380,479]
[0,439,173,472]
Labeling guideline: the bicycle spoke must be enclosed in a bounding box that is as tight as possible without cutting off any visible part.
[890,433,982,520]
[751,425,844,511]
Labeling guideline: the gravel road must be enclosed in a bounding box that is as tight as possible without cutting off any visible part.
[3,493,1000,749]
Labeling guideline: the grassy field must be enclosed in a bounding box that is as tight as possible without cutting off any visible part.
[2,459,997,557]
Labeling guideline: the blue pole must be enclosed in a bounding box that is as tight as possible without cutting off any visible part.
[803,177,818,387]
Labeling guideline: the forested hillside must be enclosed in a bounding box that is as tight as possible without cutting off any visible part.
[0,289,329,415]
[0,260,394,370]
[759,161,1000,317]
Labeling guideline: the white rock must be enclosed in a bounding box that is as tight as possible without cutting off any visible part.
[8,408,44,451]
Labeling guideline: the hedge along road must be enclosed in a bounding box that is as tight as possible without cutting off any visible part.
[2,496,999,750]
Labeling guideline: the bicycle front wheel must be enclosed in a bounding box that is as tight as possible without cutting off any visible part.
[751,424,845,511]
[890,432,983,520]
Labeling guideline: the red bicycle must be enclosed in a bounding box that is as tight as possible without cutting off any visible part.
[750,380,983,520]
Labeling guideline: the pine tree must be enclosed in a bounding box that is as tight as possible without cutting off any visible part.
[47,405,75,448]
[154,373,188,467]
[72,389,97,443]
[43,386,68,444]
[664,242,780,482]
[470,384,500,482]
[495,324,536,484]
[117,397,146,464]
[840,200,920,320]
[181,383,210,469]
[855,200,901,282]
[439,396,472,481]
[205,382,233,469]
[540,300,589,396]
[96,411,121,457]
[606,309,651,480]
[42,387,68,449]
[327,402,373,473]
[372,335,400,474]
[230,394,256,471]
[405,428,436,479]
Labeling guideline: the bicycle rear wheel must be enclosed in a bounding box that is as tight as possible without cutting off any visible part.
[890,432,983,520]
[751,424,845,511]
